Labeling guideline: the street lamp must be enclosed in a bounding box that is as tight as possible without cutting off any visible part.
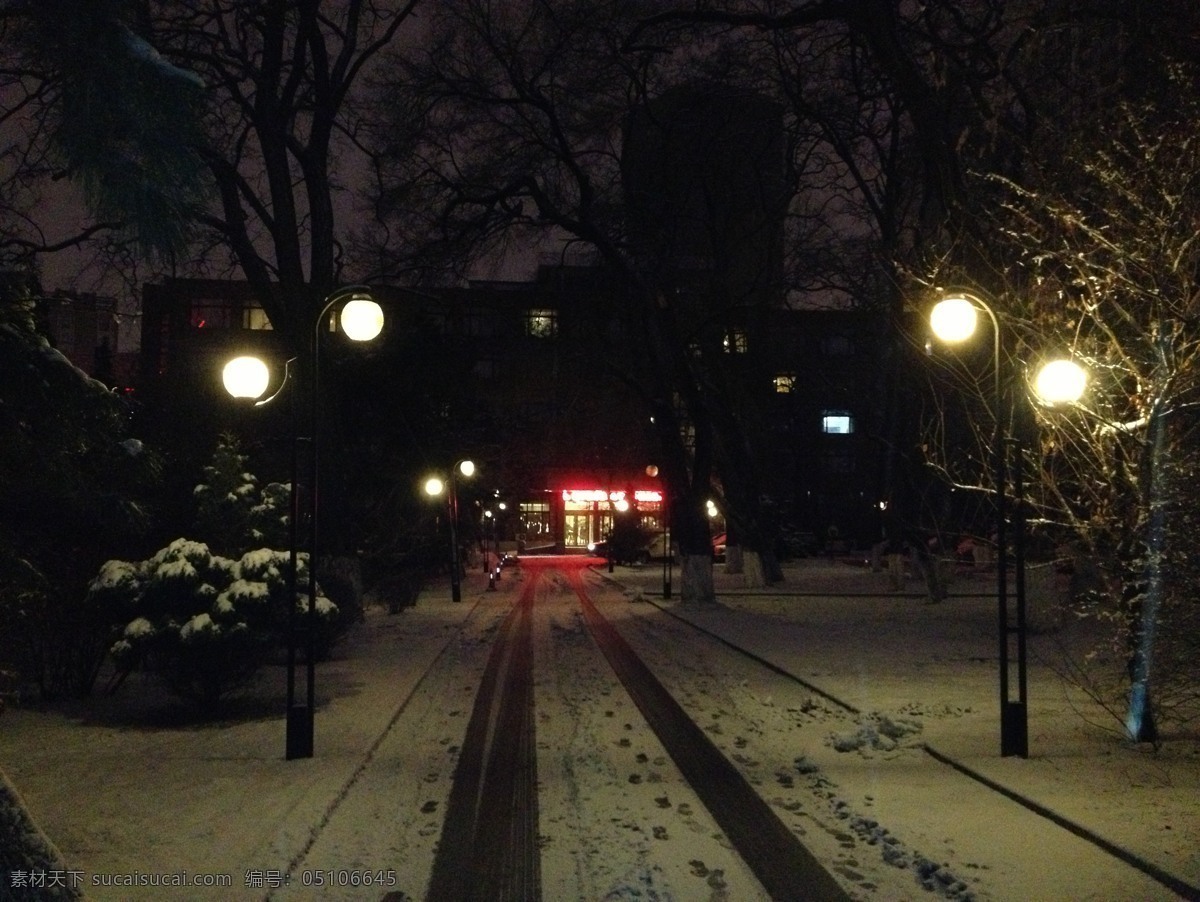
[222,355,271,400]
[494,500,506,583]
[483,509,499,590]
[222,284,384,761]
[930,292,1092,759]
[929,288,1021,757]
[648,465,672,599]
[1032,358,1088,406]
[424,460,475,602]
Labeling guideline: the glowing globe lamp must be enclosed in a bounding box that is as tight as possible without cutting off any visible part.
[1034,359,1088,405]
[930,296,979,343]
[222,355,270,400]
[340,298,385,342]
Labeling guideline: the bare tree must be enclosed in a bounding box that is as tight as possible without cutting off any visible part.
[1,0,421,341]
[918,34,1200,740]
[369,0,809,601]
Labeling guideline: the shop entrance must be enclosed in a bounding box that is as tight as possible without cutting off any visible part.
[563,510,611,550]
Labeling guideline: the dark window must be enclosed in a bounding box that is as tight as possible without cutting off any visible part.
[821,335,853,356]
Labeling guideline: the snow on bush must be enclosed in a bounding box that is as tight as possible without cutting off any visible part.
[92,559,140,592]
[193,434,291,554]
[87,539,338,709]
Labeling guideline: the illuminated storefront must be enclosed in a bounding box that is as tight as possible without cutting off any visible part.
[514,476,665,553]
[560,488,664,551]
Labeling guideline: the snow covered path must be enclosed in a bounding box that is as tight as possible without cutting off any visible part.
[1,557,1196,900]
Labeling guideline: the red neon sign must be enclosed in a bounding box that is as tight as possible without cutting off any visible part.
[561,489,662,504]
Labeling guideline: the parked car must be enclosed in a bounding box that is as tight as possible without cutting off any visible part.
[587,532,673,564]
[712,533,727,562]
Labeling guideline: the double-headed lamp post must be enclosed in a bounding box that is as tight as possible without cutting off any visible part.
[929,289,1087,759]
[223,285,384,761]
[423,459,475,602]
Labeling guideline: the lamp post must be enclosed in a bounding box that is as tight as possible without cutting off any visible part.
[495,501,506,582]
[662,504,672,600]
[930,291,1091,759]
[424,460,475,602]
[930,289,1022,757]
[647,465,671,599]
[449,460,474,602]
[222,284,384,761]
[483,509,496,590]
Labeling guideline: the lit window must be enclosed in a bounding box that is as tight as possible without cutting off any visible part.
[526,308,557,338]
[242,306,273,330]
[519,502,552,536]
[723,329,748,353]
[774,374,796,393]
[821,411,853,434]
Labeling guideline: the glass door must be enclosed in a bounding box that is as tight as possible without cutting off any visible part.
[563,513,591,549]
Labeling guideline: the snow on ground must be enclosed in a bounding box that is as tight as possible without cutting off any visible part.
[0,558,1197,901]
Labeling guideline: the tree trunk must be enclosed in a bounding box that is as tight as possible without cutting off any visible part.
[742,550,766,588]
[1123,407,1166,745]
[679,553,715,605]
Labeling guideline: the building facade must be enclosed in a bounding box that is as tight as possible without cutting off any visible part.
[138,270,884,554]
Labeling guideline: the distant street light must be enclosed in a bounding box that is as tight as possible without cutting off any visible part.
[493,500,506,584]
[424,460,475,602]
[223,285,384,761]
[483,509,498,590]
[648,464,671,599]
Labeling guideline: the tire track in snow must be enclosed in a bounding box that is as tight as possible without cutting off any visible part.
[425,567,540,900]
[566,567,850,902]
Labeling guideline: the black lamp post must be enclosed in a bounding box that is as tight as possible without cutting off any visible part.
[495,501,506,582]
[423,461,475,602]
[449,460,475,602]
[483,509,496,590]
[223,284,383,761]
[929,296,1090,760]
[930,289,1026,758]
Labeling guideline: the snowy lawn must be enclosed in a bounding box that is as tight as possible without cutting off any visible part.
[0,558,1196,901]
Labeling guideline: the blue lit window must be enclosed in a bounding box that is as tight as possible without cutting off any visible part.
[821,411,853,434]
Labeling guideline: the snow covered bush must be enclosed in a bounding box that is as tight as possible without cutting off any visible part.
[193,433,290,555]
[89,539,340,709]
